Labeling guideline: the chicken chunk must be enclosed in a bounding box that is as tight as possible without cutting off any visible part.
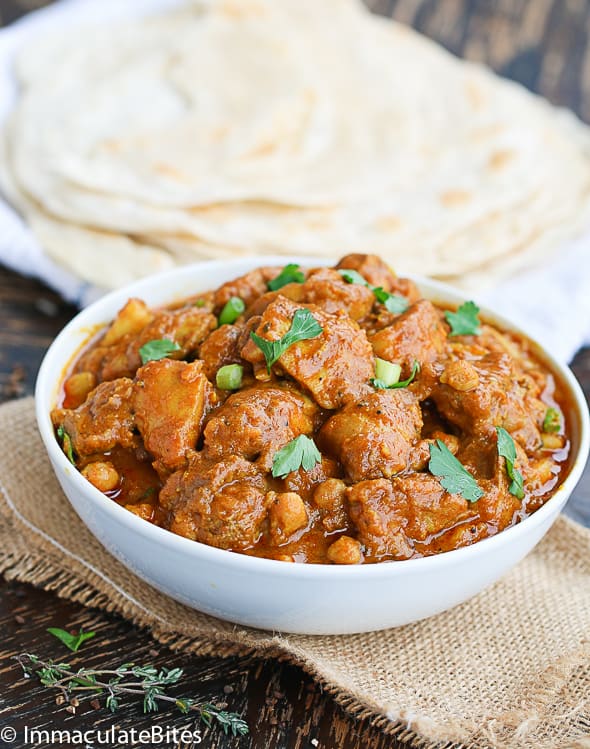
[399,474,471,542]
[160,455,269,550]
[346,479,413,560]
[214,266,283,312]
[319,389,422,481]
[297,268,375,320]
[313,478,349,532]
[241,297,374,409]
[370,300,447,381]
[202,386,320,471]
[52,378,136,457]
[134,359,214,473]
[335,254,397,291]
[347,473,470,558]
[431,352,545,453]
[199,324,243,381]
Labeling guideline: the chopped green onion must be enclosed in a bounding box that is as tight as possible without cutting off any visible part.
[373,358,401,387]
[219,297,245,325]
[372,360,420,390]
[543,407,561,434]
[216,364,244,390]
[337,269,369,286]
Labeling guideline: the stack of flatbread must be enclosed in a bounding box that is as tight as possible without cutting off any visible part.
[2,0,590,290]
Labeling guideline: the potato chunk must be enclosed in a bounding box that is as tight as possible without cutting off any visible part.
[102,298,154,346]
[134,359,213,473]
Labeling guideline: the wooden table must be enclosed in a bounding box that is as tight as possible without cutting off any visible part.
[1,2,589,748]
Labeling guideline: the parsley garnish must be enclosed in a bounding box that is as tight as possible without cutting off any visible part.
[543,407,561,434]
[139,339,181,365]
[428,439,483,502]
[56,425,76,465]
[271,435,322,479]
[250,308,323,372]
[372,360,420,390]
[47,627,96,653]
[268,264,305,291]
[372,287,409,314]
[338,268,408,314]
[445,301,482,336]
[496,427,525,499]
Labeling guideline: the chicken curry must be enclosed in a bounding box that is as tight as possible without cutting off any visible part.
[52,254,571,564]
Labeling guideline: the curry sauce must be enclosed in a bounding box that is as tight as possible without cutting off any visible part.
[52,254,572,564]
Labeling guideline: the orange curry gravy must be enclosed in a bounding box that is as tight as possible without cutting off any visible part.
[53,254,573,564]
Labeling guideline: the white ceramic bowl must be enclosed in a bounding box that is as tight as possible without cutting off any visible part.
[36,257,590,635]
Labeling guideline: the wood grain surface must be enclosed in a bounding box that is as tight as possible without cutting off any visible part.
[1,2,589,748]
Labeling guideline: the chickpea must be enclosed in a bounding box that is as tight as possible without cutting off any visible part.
[81,461,120,492]
[440,360,479,391]
[268,492,308,543]
[313,478,347,512]
[327,536,363,565]
[124,502,155,522]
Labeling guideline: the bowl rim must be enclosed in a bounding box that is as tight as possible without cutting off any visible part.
[35,255,590,579]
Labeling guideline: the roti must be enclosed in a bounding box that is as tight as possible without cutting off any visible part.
[3,0,590,289]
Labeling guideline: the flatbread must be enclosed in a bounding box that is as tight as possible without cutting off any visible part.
[3,0,590,289]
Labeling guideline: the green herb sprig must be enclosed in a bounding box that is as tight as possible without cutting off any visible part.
[338,269,409,314]
[267,264,305,291]
[139,339,181,365]
[47,627,96,653]
[250,308,323,372]
[428,439,483,502]
[56,425,76,466]
[444,301,482,337]
[272,435,322,479]
[16,654,248,736]
[496,427,525,499]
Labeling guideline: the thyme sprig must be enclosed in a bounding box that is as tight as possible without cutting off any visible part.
[15,654,248,737]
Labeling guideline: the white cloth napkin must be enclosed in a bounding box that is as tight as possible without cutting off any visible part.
[1,0,589,361]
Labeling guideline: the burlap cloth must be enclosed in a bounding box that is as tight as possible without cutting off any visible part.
[1,398,589,749]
